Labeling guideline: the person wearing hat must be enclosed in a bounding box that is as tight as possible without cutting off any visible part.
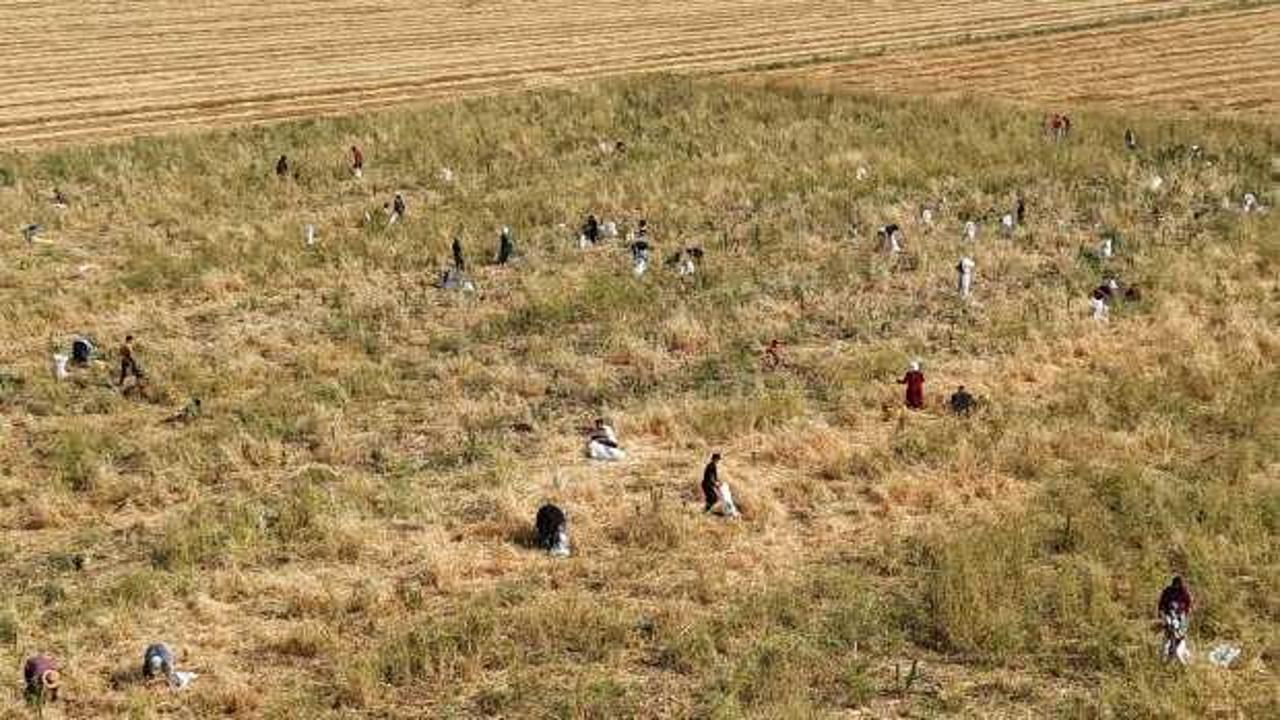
[898,360,926,410]
[23,654,60,704]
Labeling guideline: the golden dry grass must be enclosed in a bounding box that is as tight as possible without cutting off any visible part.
[750,3,1280,117]
[0,0,1243,148]
[0,76,1276,717]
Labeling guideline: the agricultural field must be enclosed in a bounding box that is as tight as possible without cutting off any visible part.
[0,0,1253,148]
[0,77,1276,717]
[753,3,1280,116]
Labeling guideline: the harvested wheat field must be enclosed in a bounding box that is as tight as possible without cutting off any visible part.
[0,76,1276,717]
[0,0,1251,148]
[753,3,1280,116]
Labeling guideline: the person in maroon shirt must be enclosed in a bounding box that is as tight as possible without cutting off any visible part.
[898,360,925,410]
[23,654,60,704]
[351,145,364,177]
[1158,576,1193,617]
[1157,575,1193,664]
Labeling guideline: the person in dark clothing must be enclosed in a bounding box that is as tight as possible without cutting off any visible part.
[119,335,143,386]
[275,155,289,177]
[1158,576,1193,618]
[71,336,94,365]
[452,235,466,271]
[582,214,600,245]
[1158,575,1193,664]
[629,239,650,263]
[898,361,925,410]
[949,386,975,416]
[496,227,515,265]
[23,654,60,704]
[1124,128,1137,151]
[534,504,570,556]
[143,643,176,681]
[1015,197,1026,226]
[702,453,722,512]
[1093,279,1119,302]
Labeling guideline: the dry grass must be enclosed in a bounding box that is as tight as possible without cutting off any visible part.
[0,77,1276,717]
[0,0,1243,148]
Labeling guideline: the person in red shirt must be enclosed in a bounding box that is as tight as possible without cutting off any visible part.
[351,145,364,178]
[898,360,925,410]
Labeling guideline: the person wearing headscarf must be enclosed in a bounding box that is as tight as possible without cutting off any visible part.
[23,654,60,704]
[586,418,625,461]
[898,360,925,410]
[143,642,197,688]
[534,504,571,557]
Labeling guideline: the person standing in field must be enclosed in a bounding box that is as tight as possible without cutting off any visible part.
[387,193,406,226]
[898,360,925,410]
[119,335,143,387]
[496,227,515,265]
[275,154,289,178]
[1158,576,1193,665]
[701,453,722,513]
[956,256,975,299]
[581,214,600,246]
[350,145,364,178]
[452,235,466,271]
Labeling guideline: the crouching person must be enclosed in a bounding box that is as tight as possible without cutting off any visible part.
[535,504,571,557]
[144,642,196,688]
[23,654,60,706]
[701,453,739,518]
[586,418,625,461]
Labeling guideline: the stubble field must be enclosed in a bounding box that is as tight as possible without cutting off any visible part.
[0,0,1265,148]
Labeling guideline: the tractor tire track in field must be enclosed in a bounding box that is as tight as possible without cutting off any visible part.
[0,0,1265,148]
